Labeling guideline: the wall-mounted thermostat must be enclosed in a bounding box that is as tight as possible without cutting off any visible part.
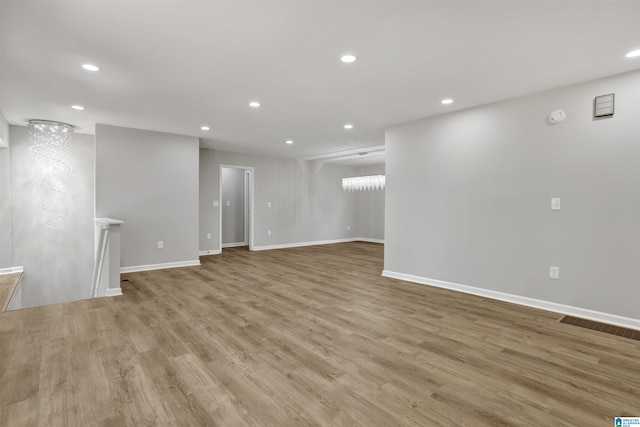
[594,93,614,118]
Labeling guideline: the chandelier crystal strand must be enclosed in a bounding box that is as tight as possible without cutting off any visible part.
[342,175,385,192]
[28,120,73,230]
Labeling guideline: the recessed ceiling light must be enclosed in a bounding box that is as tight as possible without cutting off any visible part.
[625,49,640,58]
[441,98,454,105]
[340,54,357,63]
[249,101,261,108]
[344,123,354,129]
[285,140,294,145]
[201,126,210,131]
[71,105,85,110]
[82,64,100,71]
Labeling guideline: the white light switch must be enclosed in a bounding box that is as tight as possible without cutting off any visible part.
[267,202,271,208]
[226,201,231,207]
[551,198,561,211]
[206,233,211,240]
[158,241,164,249]
[213,200,219,207]
[267,230,272,236]
[549,266,560,279]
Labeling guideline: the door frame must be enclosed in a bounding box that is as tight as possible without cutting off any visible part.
[219,165,255,252]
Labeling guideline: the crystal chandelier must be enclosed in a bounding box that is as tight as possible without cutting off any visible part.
[342,175,385,192]
[27,120,73,230]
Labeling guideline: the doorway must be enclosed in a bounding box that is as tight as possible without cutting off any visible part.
[219,165,254,251]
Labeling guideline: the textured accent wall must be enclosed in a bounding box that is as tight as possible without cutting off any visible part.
[9,125,95,308]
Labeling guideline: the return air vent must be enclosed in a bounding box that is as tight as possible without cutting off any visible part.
[559,316,640,341]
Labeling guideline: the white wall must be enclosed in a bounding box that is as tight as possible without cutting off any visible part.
[0,111,8,148]
[199,148,217,253]
[95,124,200,268]
[354,163,385,241]
[0,112,12,268]
[385,70,640,321]
[200,148,359,252]
[221,167,246,245]
[9,125,95,308]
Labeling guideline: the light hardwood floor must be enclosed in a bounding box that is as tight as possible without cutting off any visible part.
[1,242,639,426]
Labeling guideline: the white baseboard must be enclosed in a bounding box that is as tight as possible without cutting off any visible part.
[199,249,221,256]
[252,238,355,251]
[252,237,384,251]
[0,266,24,275]
[357,238,384,244]
[382,270,640,331]
[121,259,201,273]
[222,242,248,248]
[105,288,123,297]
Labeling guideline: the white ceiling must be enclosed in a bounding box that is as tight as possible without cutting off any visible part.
[1,1,639,165]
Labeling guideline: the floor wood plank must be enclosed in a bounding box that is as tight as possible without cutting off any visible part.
[1,242,639,426]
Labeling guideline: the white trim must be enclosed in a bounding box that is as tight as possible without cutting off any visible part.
[222,242,247,248]
[357,238,384,244]
[252,238,384,251]
[244,169,250,248]
[121,259,201,273]
[300,145,386,163]
[105,288,123,297]
[0,266,23,275]
[220,165,255,252]
[381,270,640,331]
[206,239,378,255]
[252,238,354,251]
[199,250,221,256]
[93,217,124,226]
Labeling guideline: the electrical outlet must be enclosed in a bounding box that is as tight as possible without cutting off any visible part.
[213,200,219,207]
[551,198,561,210]
[267,201,271,208]
[347,225,351,231]
[206,233,211,240]
[549,266,559,279]
[158,240,164,249]
[267,230,271,236]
